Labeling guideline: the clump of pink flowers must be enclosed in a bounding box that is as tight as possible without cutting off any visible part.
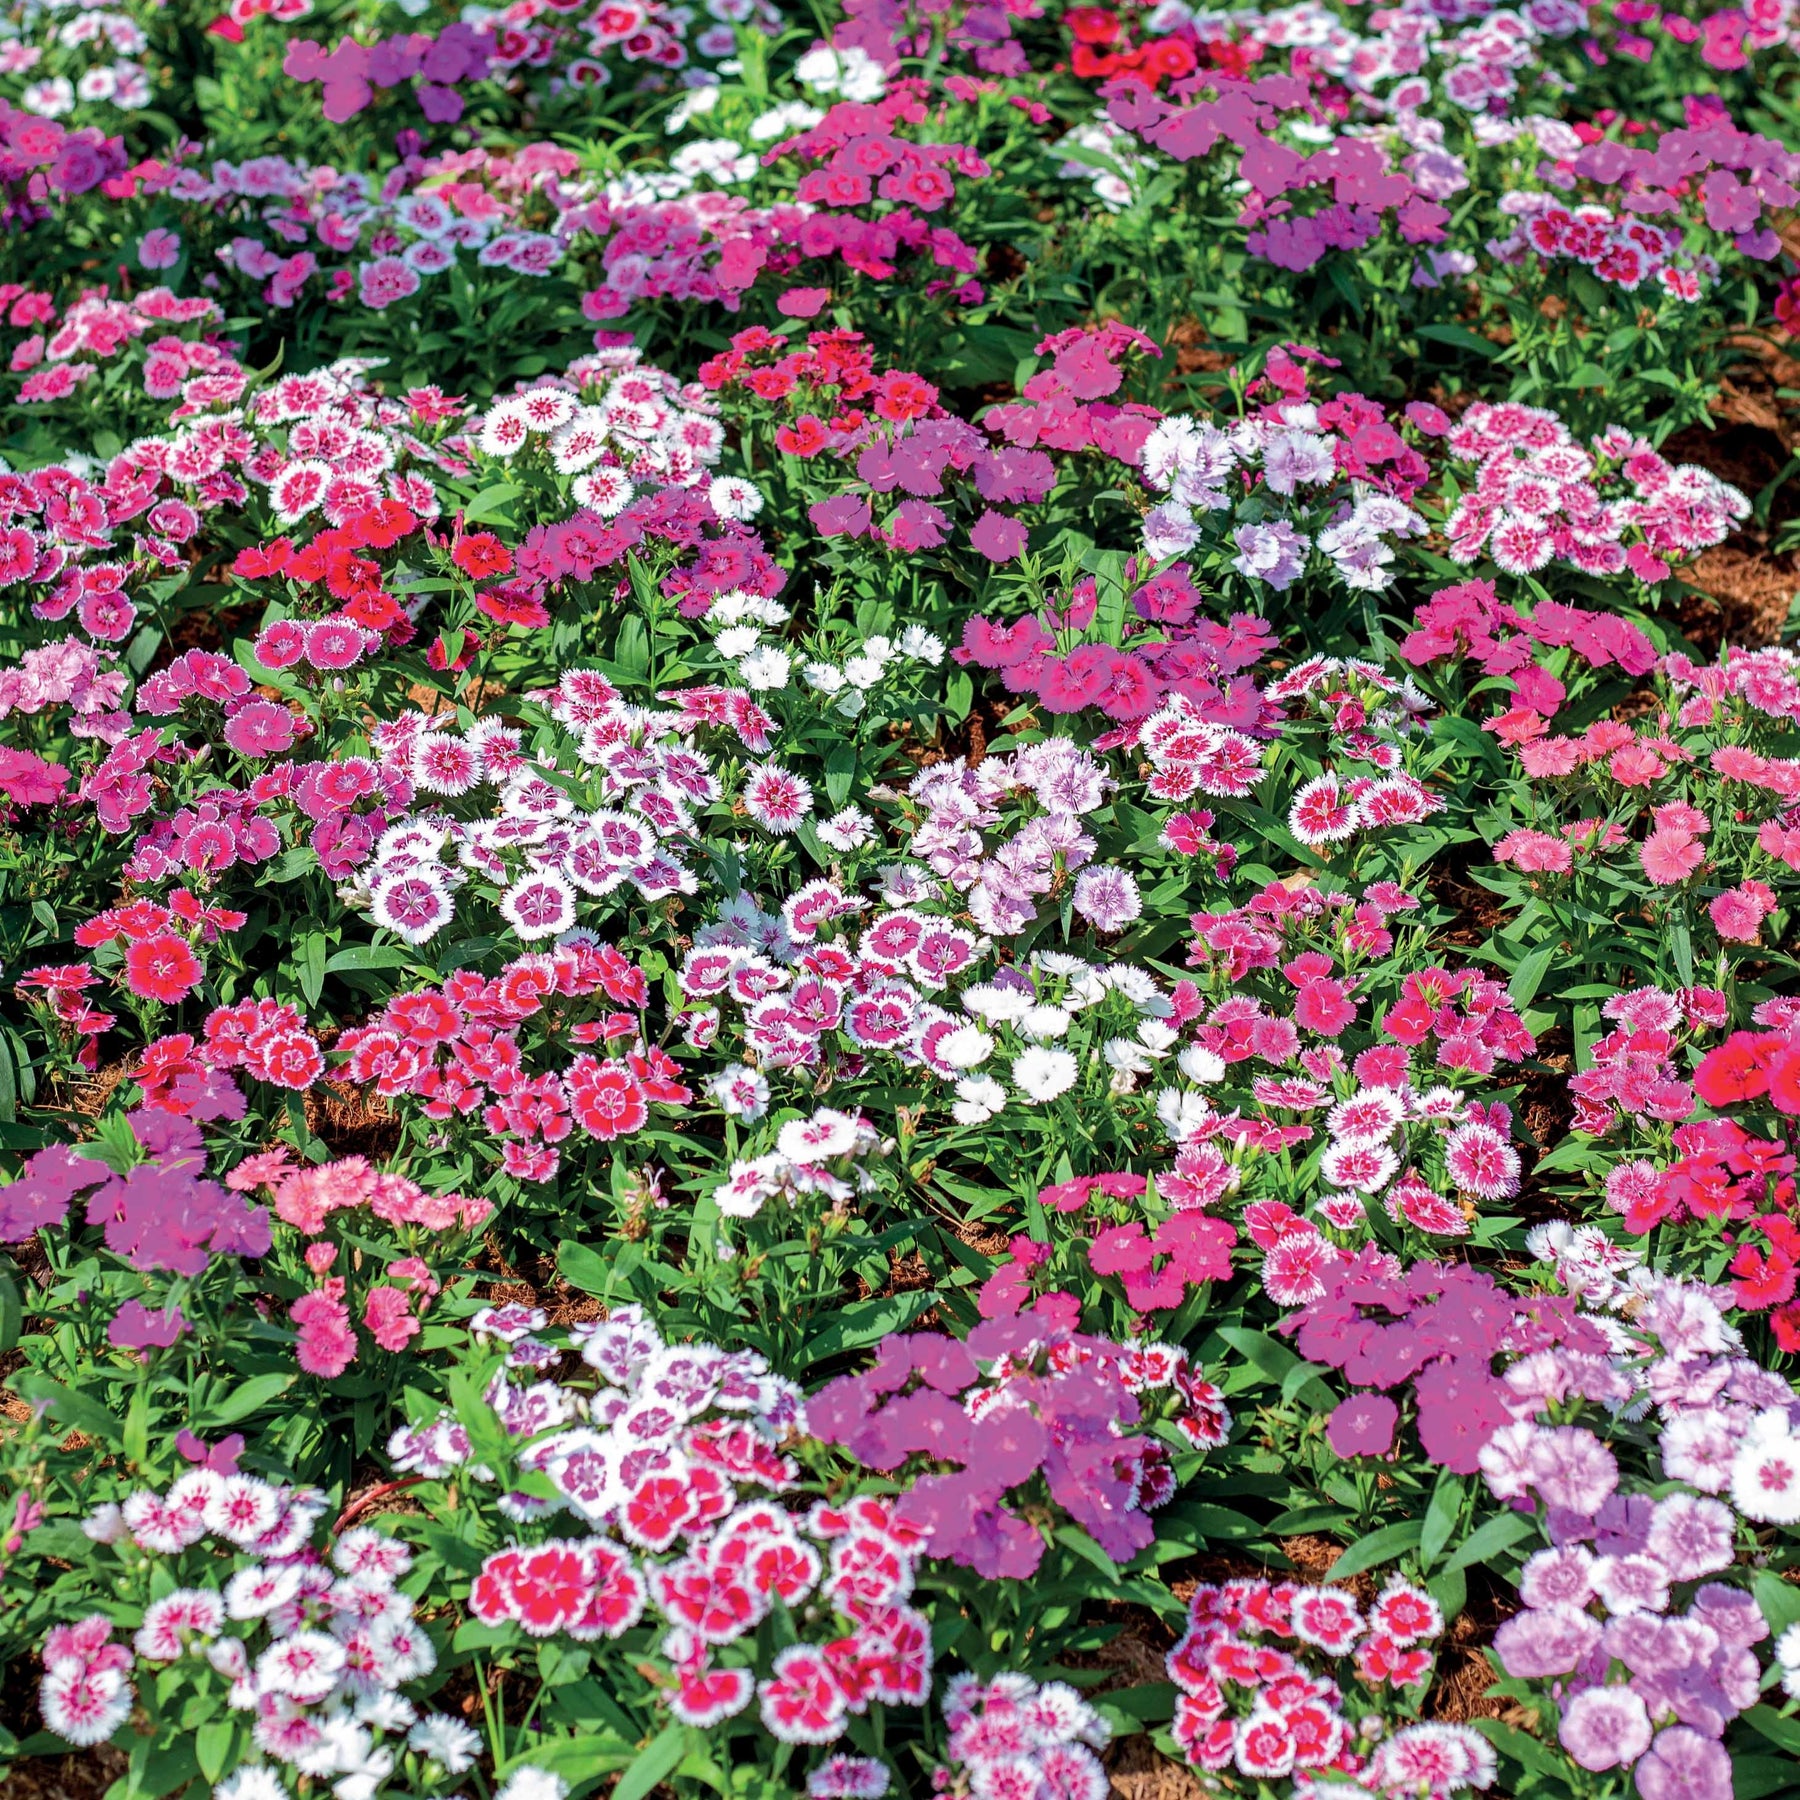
[810,1316,1227,1575]
[226,1150,490,1377]
[1167,1573,1493,1797]
[1440,400,1747,583]
[932,1672,1112,1800]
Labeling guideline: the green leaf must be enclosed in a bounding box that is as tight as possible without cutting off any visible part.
[536,1639,592,1686]
[1733,1757,1800,1799]
[1154,1502,1266,1549]
[200,1372,296,1428]
[1427,1563,1467,1622]
[558,1239,614,1298]
[1505,944,1557,1011]
[1326,1517,1424,1581]
[297,931,328,1008]
[195,1718,239,1782]
[1755,1569,1800,1638]
[1216,1326,1317,1394]
[1745,1704,1800,1757]
[325,944,418,974]
[1096,1683,1178,1724]
[1468,1717,1565,1780]
[1415,322,1500,358]
[1671,916,1694,986]
[0,1256,21,1357]
[1051,1525,1124,1583]
[1531,1137,1596,1174]
[12,1371,124,1448]
[124,1734,201,1799]
[611,1724,687,1800]
[1419,1470,1467,1571]
[795,1290,937,1366]
[1445,1509,1535,1573]
[462,481,521,525]
[505,1732,637,1790]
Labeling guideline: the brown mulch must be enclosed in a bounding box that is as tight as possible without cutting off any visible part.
[1677,545,1799,648]
[305,1081,404,1164]
[0,1748,126,1800]
[1663,348,1800,651]
[1108,1738,1206,1800]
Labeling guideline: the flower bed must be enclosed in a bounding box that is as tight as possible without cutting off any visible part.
[4,2,1800,1797]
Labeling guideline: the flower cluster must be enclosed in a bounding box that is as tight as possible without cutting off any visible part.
[336,932,689,1183]
[45,1475,459,1799]
[1139,349,1431,596]
[1477,1241,1798,1796]
[406,1305,936,1746]
[1440,401,1748,584]
[931,1672,1111,1800]
[810,1317,1227,1574]
[1167,1574,1494,1797]
[0,1108,269,1279]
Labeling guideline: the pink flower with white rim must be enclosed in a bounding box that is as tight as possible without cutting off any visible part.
[253,1628,346,1702]
[477,398,534,458]
[304,618,370,672]
[1365,1721,1495,1792]
[371,872,454,946]
[411,733,482,795]
[1371,1576,1443,1647]
[551,410,610,474]
[515,387,580,434]
[1355,775,1440,827]
[775,1108,864,1164]
[741,763,813,833]
[758,1643,848,1744]
[1234,1708,1297,1777]
[1289,1587,1363,1653]
[707,475,763,521]
[1443,1120,1521,1199]
[1320,1141,1399,1194]
[1261,1228,1337,1305]
[223,1563,303,1620]
[203,1473,283,1545]
[132,1589,225,1660]
[1327,1088,1406,1145]
[1289,773,1357,846]
[121,1490,206,1554]
[39,1662,133,1747]
[500,872,578,942]
[271,458,331,524]
[808,1755,892,1799]
[333,1526,414,1582]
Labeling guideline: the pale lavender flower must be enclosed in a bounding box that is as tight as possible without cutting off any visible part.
[1070,866,1141,935]
[1518,1545,1597,1610]
[1261,428,1336,494]
[1232,520,1308,591]
[1558,1684,1651,1771]
[1688,1583,1768,1649]
[1635,1727,1732,1799]
[1659,1411,1737,1494]
[1645,1495,1735,1582]
[1591,1553,1671,1616]
[1478,1418,1537,1500]
[1528,1425,1619,1514]
[1493,1603,1603,1678]
[1604,1613,1698,1679]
